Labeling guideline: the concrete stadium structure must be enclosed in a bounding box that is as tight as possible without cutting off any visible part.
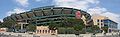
[3,6,91,25]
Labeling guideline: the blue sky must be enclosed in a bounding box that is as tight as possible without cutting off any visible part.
[0,0,120,19]
[0,0,120,28]
[0,0,54,19]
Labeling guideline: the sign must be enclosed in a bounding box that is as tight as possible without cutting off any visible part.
[75,11,81,19]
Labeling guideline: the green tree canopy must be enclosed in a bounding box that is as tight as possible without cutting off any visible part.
[92,25,100,30]
[48,21,58,30]
[26,24,36,32]
[102,26,108,33]
[2,20,16,28]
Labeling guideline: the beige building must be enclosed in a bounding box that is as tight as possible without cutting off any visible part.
[36,26,57,35]
[92,15,108,28]
[0,28,8,32]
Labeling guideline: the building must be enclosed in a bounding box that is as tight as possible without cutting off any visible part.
[0,28,8,32]
[3,6,91,26]
[92,15,108,28]
[36,26,57,35]
[92,15,118,32]
[103,19,118,32]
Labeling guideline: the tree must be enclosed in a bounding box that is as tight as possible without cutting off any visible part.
[92,25,100,32]
[48,21,58,35]
[71,19,85,35]
[92,25,99,30]
[63,18,75,27]
[92,25,100,34]
[63,18,84,27]
[48,21,57,30]
[102,26,108,33]
[73,24,84,31]
[73,21,84,36]
[0,21,2,28]
[26,24,36,32]
[0,21,1,23]
[63,18,85,33]
[2,20,16,28]
[2,20,17,32]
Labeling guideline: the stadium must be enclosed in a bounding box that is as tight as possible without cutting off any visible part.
[3,6,91,26]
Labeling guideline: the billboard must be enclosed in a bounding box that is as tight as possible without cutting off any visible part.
[75,11,81,19]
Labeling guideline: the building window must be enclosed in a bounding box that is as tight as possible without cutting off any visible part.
[97,23,99,25]
[43,30,44,33]
[97,20,99,22]
[40,30,41,33]
[101,20,103,22]
[48,30,50,33]
[45,30,47,33]
[101,23,103,27]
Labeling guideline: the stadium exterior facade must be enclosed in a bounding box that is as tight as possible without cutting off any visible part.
[3,6,91,25]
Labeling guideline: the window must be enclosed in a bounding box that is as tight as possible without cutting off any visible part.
[40,30,41,33]
[97,23,99,25]
[101,23,103,25]
[97,20,99,22]
[48,30,50,33]
[45,30,47,33]
[101,20,103,22]
[43,30,44,33]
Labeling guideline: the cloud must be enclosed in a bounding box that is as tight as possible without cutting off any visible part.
[102,12,120,29]
[15,0,29,7]
[88,7,120,23]
[53,0,99,10]
[87,7,107,15]
[53,0,120,29]
[35,0,42,2]
[102,12,120,23]
[7,8,27,16]
[88,7,120,29]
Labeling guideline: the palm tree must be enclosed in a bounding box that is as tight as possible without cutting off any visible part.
[48,21,58,35]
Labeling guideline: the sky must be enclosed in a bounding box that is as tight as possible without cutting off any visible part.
[0,0,120,29]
